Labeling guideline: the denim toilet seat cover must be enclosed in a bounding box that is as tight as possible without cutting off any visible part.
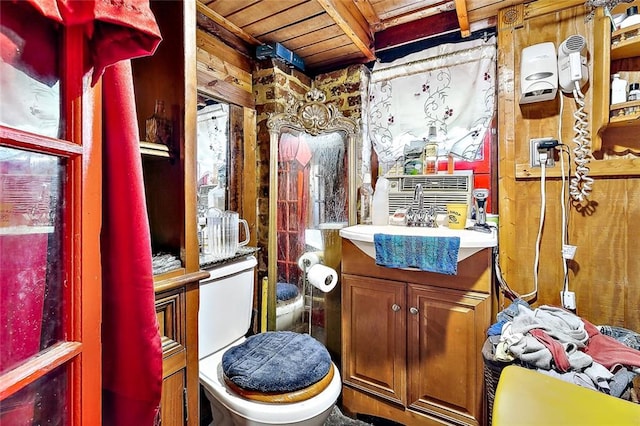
[222,331,331,393]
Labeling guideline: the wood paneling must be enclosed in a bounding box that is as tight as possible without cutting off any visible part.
[497,1,640,330]
[199,0,529,74]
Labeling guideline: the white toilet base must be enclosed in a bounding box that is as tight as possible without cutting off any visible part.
[203,386,334,426]
[276,294,305,331]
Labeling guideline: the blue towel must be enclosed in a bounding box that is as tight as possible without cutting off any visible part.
[374,233,460,275]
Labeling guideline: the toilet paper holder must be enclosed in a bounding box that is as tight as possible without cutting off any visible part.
[297,252,337,336]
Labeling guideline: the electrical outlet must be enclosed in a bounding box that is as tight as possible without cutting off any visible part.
[530,138,556,167]
[561,291,576,310]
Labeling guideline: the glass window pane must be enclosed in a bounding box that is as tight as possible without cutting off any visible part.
[0,147,66,374]
[0,2,61,138]
[0,363,68,425]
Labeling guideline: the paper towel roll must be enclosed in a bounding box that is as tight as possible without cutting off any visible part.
[307,264,338,293]
[297,251,324,271]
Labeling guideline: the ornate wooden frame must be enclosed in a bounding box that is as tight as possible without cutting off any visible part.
[265,88,359,330]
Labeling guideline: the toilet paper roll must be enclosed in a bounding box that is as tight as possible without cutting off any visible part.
[297,251,324,271]
[307,264,338,293]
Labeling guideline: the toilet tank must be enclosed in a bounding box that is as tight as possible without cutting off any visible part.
[199,255,257,360]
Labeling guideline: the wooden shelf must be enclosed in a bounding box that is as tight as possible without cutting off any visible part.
[516,158,640,179]
[592,4,640,165]
[609,100,640,125]
[611,23,640,60]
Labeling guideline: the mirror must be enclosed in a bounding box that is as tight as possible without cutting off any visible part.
[266,89,358,352]
[196,94,229,257]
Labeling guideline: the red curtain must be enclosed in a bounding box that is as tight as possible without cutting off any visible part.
[102,60,163,426]
[25,0,161,84]
[17,0,163,424]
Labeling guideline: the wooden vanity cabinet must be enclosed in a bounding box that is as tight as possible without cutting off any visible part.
[341,239,492,426]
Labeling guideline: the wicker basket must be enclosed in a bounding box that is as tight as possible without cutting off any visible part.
[482,338,516,425]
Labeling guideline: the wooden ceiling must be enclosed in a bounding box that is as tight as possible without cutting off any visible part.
[196,0,526,74]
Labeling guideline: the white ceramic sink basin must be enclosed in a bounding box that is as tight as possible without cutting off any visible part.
[339,224,497,262]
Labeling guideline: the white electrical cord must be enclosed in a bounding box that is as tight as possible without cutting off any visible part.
[558,92,578,309]
[558,94,569,294]
[569,81,593,202]
[522,152,547,301]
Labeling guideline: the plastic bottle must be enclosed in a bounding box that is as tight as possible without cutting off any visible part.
[611,74,627,105]
[422,126,438,174]
[359,174,373,224]
[628,83,640,115]
[620,6,640,28]
[628,83,640,101]
[372,177,390,226]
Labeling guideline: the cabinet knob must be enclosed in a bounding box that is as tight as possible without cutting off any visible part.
[391,303,401,312]
[409,307,419,315]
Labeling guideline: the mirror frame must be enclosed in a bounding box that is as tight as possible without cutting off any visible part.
[266,88,359,330]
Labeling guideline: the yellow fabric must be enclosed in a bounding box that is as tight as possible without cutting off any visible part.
[493,366,640,426]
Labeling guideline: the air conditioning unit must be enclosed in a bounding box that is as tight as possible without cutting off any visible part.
[385,170,474,217]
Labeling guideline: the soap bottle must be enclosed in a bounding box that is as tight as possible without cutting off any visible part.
[372,177,390,226]
[611,74,627,105]
[359,173,373,224]
[422,126,438,174]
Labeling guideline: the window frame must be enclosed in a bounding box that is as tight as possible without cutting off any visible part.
[0,23,102,425]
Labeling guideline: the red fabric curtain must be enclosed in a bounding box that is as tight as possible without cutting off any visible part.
[16,1,163,424]
[25,0,161,84]
[102,60,163,426]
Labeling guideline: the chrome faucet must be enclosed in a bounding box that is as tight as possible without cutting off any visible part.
[407,184,438,227]
[414,183,424,211]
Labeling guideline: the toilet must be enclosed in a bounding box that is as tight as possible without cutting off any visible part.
[199,255,342,426]
[275,282,305,331]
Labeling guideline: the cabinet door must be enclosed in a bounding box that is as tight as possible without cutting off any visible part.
[342,274,406,405]
[407,284,489,425]
[161,370,187,426]
[156,287,187,425]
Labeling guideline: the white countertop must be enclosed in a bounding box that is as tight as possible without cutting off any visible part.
[339,223,497,262]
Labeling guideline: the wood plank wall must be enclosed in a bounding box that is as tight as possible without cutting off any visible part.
[196,27,257,245]
[497,2,640,330]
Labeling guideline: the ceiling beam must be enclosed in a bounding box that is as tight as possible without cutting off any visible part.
[374,1,454,32]
[454,0,470,37]
[196,1,261,46]
[375,9,460,51]
[353,0,380,27]
[317,0,376,61]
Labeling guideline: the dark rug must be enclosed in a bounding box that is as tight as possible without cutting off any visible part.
[324,406,372,425]
[324,406,406,426]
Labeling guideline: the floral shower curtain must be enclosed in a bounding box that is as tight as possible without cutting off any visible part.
[368,36,497,173]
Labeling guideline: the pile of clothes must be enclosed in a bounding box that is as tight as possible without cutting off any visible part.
[487,299,640,402]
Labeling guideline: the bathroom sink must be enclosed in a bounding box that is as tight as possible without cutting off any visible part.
[339,223,497,262]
